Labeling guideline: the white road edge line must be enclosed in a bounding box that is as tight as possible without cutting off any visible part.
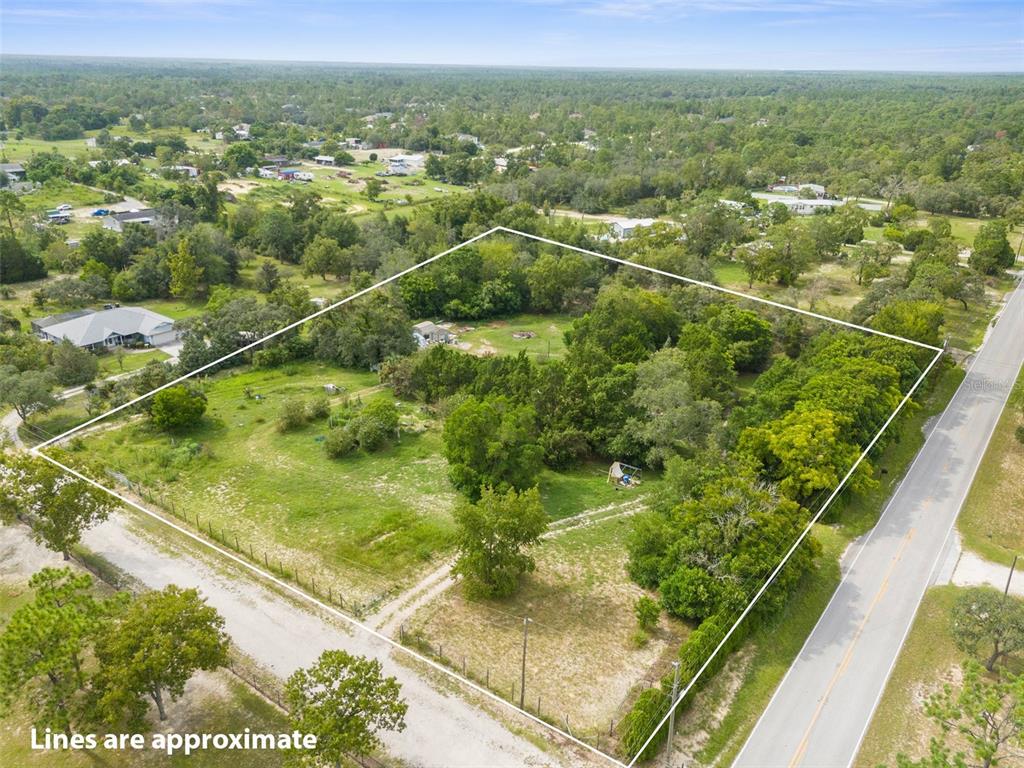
[730,277,1021,768]
[842,279,1024,768]
[625,345,944,768]
[27,226,943,767]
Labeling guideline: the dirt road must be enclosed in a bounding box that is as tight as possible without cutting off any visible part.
[78,511,585,768]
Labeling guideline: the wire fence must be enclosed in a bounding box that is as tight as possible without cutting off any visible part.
[396,621,632,756]
[103,470,394,619]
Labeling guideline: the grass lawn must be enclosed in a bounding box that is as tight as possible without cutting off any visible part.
[66,361,441,602]
[17,180,109,213]
[851,586,1015,768]
[539,462,658,521]
[66,354,660,605]
[226,162,464,219]
[97,348,171,376]
[407,511,688,741]
[0,135,100,163]
[19,394,91,447]
[958,364,1024,566]
[453,313,573,360]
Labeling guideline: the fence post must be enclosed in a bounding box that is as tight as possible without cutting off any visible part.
[234,533,239,550]
[264,552,269,569]
[486,668,489,687]
[462,656,466,676]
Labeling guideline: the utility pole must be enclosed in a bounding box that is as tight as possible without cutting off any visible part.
[519,617,532,710]
[1005,554,1018,597]
[665,661,680,768]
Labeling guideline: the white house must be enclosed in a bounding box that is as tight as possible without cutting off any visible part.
[102,209,158,233]
[412,321,452,348]
[166,165,199,178]
[609,217,656,239]
[313,155,335,166]
[33,307,178,350]
[257,166,278,179]
[454,132,483,147]
[387,153,425,176]
[232,123,252,140]
[0,163,26,182]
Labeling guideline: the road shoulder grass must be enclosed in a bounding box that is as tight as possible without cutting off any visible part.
[957,363,1024,566]
[686,358,966,764]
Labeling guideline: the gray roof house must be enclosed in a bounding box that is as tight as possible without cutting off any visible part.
[33,307,178,350]
[102,208,158,233]
[412,321,452,348]
[0,162,26,181]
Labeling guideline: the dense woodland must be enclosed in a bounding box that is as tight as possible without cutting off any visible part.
[2,58,1023,217]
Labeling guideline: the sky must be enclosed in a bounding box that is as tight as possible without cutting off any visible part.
[1,0,1022,72]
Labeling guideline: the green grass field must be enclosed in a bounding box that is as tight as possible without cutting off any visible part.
[958,365,1024,566]
[97,348,171,376]
[19,394,91,447]
[17,180,109,213]
[226,161,465,219]
[65,340,661,607]
[454,314,572,360]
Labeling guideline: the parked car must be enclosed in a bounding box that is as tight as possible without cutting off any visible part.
[91,208,111,216]
[55,203,73,212]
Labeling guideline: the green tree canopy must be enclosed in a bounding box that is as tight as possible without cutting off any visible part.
[442,395,543,498]
[285,649,407,761]
[452,486,548,598]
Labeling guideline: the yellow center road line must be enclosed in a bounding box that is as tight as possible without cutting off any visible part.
[788,526,917,768]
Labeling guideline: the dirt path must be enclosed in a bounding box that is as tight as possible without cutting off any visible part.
[950,548,1024,597]
[370,560,456,635]
[370,494,651,642]
[76,511,583,767]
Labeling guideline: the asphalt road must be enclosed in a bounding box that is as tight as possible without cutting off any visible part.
[733,276,1024,768]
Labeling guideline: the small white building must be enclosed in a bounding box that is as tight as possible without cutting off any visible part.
[313,155,335,166]
[166,165,199,178]
[102,209,158,233]
[387,153,426,176]
[294,171,315,182]
[412,321,452,348]
[0,163,26,182]
[258,166,278,179]
[232,123,252,140]
[609,217,656,239]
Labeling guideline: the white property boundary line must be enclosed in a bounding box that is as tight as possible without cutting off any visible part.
[29,226,944,768]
